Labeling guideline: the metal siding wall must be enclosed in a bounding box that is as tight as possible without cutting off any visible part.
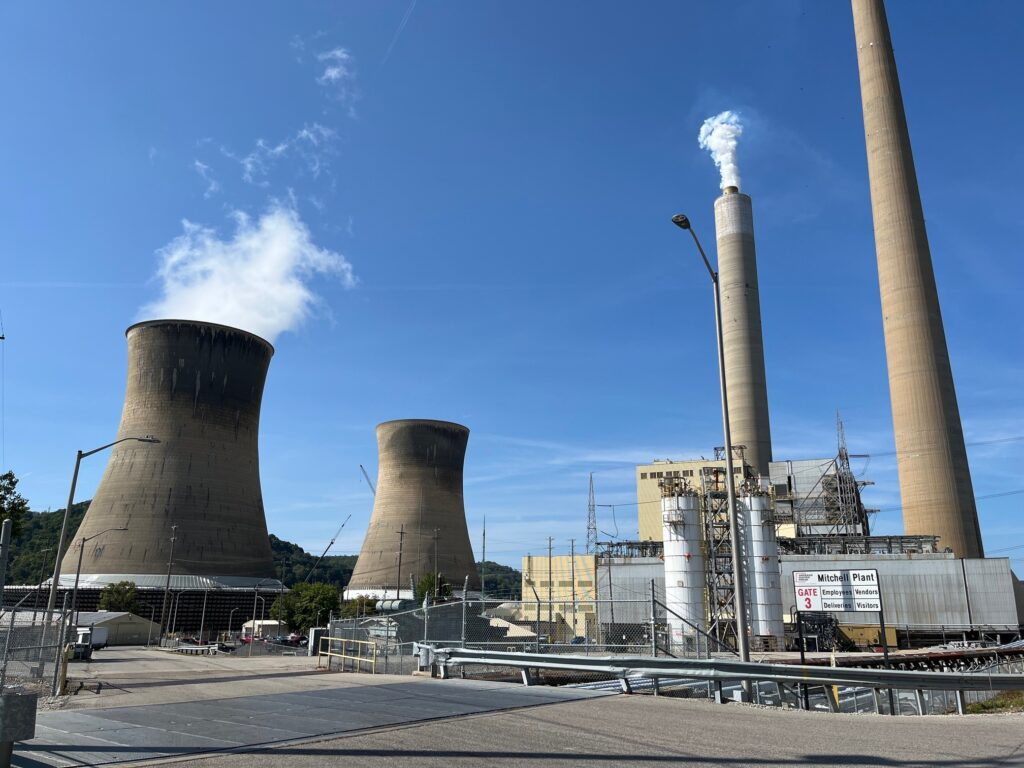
[781,555,972,625]
[597,559,665,625]
[964,559,1018,625]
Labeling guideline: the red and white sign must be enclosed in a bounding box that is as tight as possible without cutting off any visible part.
[793,569,881,612]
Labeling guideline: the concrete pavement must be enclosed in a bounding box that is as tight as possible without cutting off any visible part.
[16,646,1024,767]
[169,695,1024,768]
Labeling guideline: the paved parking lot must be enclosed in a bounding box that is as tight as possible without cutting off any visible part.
[15,678,610,766]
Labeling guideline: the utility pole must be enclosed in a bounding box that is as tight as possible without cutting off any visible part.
[395,524,404,601]
[158,524,177,638]
[480,517,486,601]
[570,538,577,637]
[586,474,597,554]
[547,537,553,636]
[432,528,439,599]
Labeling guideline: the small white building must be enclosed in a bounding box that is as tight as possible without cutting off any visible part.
[73,611,161,646]
[241,619,286,638]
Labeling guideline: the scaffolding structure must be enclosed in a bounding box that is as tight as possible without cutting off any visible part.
[771,416,876,537]
[698,466,738,650]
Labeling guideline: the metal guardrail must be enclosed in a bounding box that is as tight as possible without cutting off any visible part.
[175,644,218,656]
[425,646,1024,694]
[318,636,378,673]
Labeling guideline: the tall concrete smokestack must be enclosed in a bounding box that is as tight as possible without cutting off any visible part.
[715,186,773,478]
[348,419,479,597]
[63,320,277,587]
[852,0,983,557]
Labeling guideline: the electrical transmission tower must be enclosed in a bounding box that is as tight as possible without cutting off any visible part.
[834,412,872,535]
[586,473,597,554]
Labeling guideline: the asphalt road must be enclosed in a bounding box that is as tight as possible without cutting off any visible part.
[170,694,1024,768]
[15,647,1024,767]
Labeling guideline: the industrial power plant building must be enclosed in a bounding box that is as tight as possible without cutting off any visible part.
[636,450,872,543]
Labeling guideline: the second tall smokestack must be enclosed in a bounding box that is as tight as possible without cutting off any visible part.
[852,0,983,557]
[715,186,773,478]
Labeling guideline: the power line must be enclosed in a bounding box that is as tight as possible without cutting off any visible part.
[873,488,1024,514]
[863,435,1024,458]
[987,543,1024,555]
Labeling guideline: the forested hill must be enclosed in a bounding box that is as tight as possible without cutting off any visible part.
[269,534,357,587]
[7,502,89,586]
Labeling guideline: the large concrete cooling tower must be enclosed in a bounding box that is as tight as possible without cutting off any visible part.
[348,419,479,598]
[61,320,278,587]
[852,0,983,557]
[715,186,773,479]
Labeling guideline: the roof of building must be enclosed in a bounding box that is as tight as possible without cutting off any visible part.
[74,611,157,625]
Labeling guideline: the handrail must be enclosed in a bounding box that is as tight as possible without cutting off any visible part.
[425,646,1024,693]
[318,635,378,673]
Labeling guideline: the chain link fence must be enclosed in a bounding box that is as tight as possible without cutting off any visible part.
[0,594,74,697]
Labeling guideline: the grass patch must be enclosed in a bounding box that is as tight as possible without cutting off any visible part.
[966,691,1024,714]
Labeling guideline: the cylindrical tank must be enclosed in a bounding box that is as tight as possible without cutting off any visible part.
[661,488,704,649]
[62,320,277,587]
[715,187,773,479]
[742,492,783,639]
[347,419,479,597]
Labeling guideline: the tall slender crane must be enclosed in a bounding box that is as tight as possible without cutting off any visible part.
[359,464,376,496]
[303,514,352,583]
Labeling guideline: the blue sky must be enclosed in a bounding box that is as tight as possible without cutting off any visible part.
[1,1,1021,569]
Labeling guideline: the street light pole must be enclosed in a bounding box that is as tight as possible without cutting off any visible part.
[32,547,53,624]
[248,578,274,656]
[44,436,159,629]
[671,214,751,668]
[158,524,178,640]
[199,589,209,644]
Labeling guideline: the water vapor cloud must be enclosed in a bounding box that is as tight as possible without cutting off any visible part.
[140,205,355,343]
[698,111,744,190]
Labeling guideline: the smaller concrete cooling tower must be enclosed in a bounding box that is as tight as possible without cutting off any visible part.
[715,187,773,478]
[348,420,479,598]
[62,320,279,589]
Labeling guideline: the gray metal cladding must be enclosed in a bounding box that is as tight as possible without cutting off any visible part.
[348,419,480,593]
[63,320,276,581]
[780,554,1018,626]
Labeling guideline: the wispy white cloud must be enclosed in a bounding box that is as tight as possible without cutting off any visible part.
[316,47,359,112]
[220,123,338,187]
[192,159,220,198]
[289,34,306,63]
[140,204,356,343]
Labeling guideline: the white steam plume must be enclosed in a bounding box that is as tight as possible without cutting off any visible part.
[140,205,355,343]
[698,111,744,190]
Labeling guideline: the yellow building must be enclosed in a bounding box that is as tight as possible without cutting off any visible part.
[636,457,753,542]
[520,553,598,642]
